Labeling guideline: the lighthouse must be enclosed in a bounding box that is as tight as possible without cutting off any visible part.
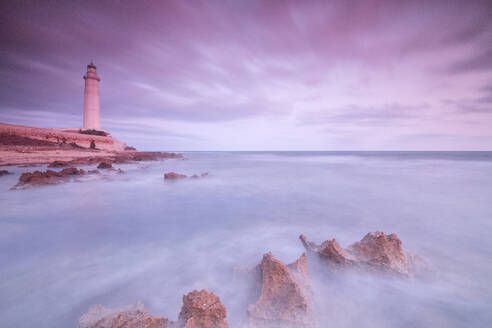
[83,62,101,130]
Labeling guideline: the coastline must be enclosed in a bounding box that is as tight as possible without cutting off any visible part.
[0,122,182,166]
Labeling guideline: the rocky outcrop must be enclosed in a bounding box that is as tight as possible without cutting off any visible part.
[128,152,184,162]
[79,290,228,328]
[0,169,11,176]
[11,167,87,189]
[246,252,314,328]
[164,172,188,180]
[300,235,354,267]
[78,302,170,328]
[97,161,113,169]
[48,160,69,168]
[44,152,184,169]
[0,122,185,166]
[178,290,229,328]
[300,231,411,276]
[48,157,107,168]
[0,122,126,151]
[0,132,58,147]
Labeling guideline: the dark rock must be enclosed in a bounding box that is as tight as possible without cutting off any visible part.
[164,172,187,180]
[0,133,57,147]
[60,167,85,175]
[70,142,84,149]
[12,167,85,189]
[97,161,113,169]
[79,129,108,137]
[48,160,70,168]
[0,169,11,176]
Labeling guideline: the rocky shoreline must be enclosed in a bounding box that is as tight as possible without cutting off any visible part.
[0,122,186,189]
[78,232,424,328]
[0,122,184,166]
[4,152,185,189]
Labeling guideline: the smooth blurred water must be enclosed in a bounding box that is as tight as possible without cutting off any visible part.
[0,151,491,327]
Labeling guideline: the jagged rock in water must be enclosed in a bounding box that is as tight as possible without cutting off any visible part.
[164,172,188,180]
[0,169,11,176]
[78,301,170,328]
[246,252,314,328]
[178,289,228,328]
[59,167,85,175]
[300,235,354,267]
[300,231,411,276]
[11,167,86,189]
[97,160,113,169]
[286,253,311,296]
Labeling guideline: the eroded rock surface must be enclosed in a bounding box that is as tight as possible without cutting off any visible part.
[164,172,188,180]
[178,290,229,328]
[45,152,184,168]
[300,231,411,276]
[246,252,314,328]
[11,167,86,189]
[0,169,11,176]
[79,290,228,328]
[78,302,170,328]
[97,161,113,169]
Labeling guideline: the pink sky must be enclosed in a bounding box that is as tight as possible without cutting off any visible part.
[0,0,491,150]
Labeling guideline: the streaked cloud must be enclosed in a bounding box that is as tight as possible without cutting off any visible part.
[0,0,491,150]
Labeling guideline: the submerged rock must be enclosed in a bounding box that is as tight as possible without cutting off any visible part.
[178,290,229,328]
[130,152,184,162]
[164,172,188,180]
[300,231,411,276]
[246,252,314,328]
[60,167,85,176]
[78,302,170,328]
[164,172,209,180]
[11,167,86,189]
[0,169,11,176]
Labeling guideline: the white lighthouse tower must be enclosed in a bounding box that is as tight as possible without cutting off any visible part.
[83,62,101,130]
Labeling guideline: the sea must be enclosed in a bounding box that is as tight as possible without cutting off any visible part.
[0,151,491,327]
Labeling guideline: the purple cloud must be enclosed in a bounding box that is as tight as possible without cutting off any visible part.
[1,0,492,150]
